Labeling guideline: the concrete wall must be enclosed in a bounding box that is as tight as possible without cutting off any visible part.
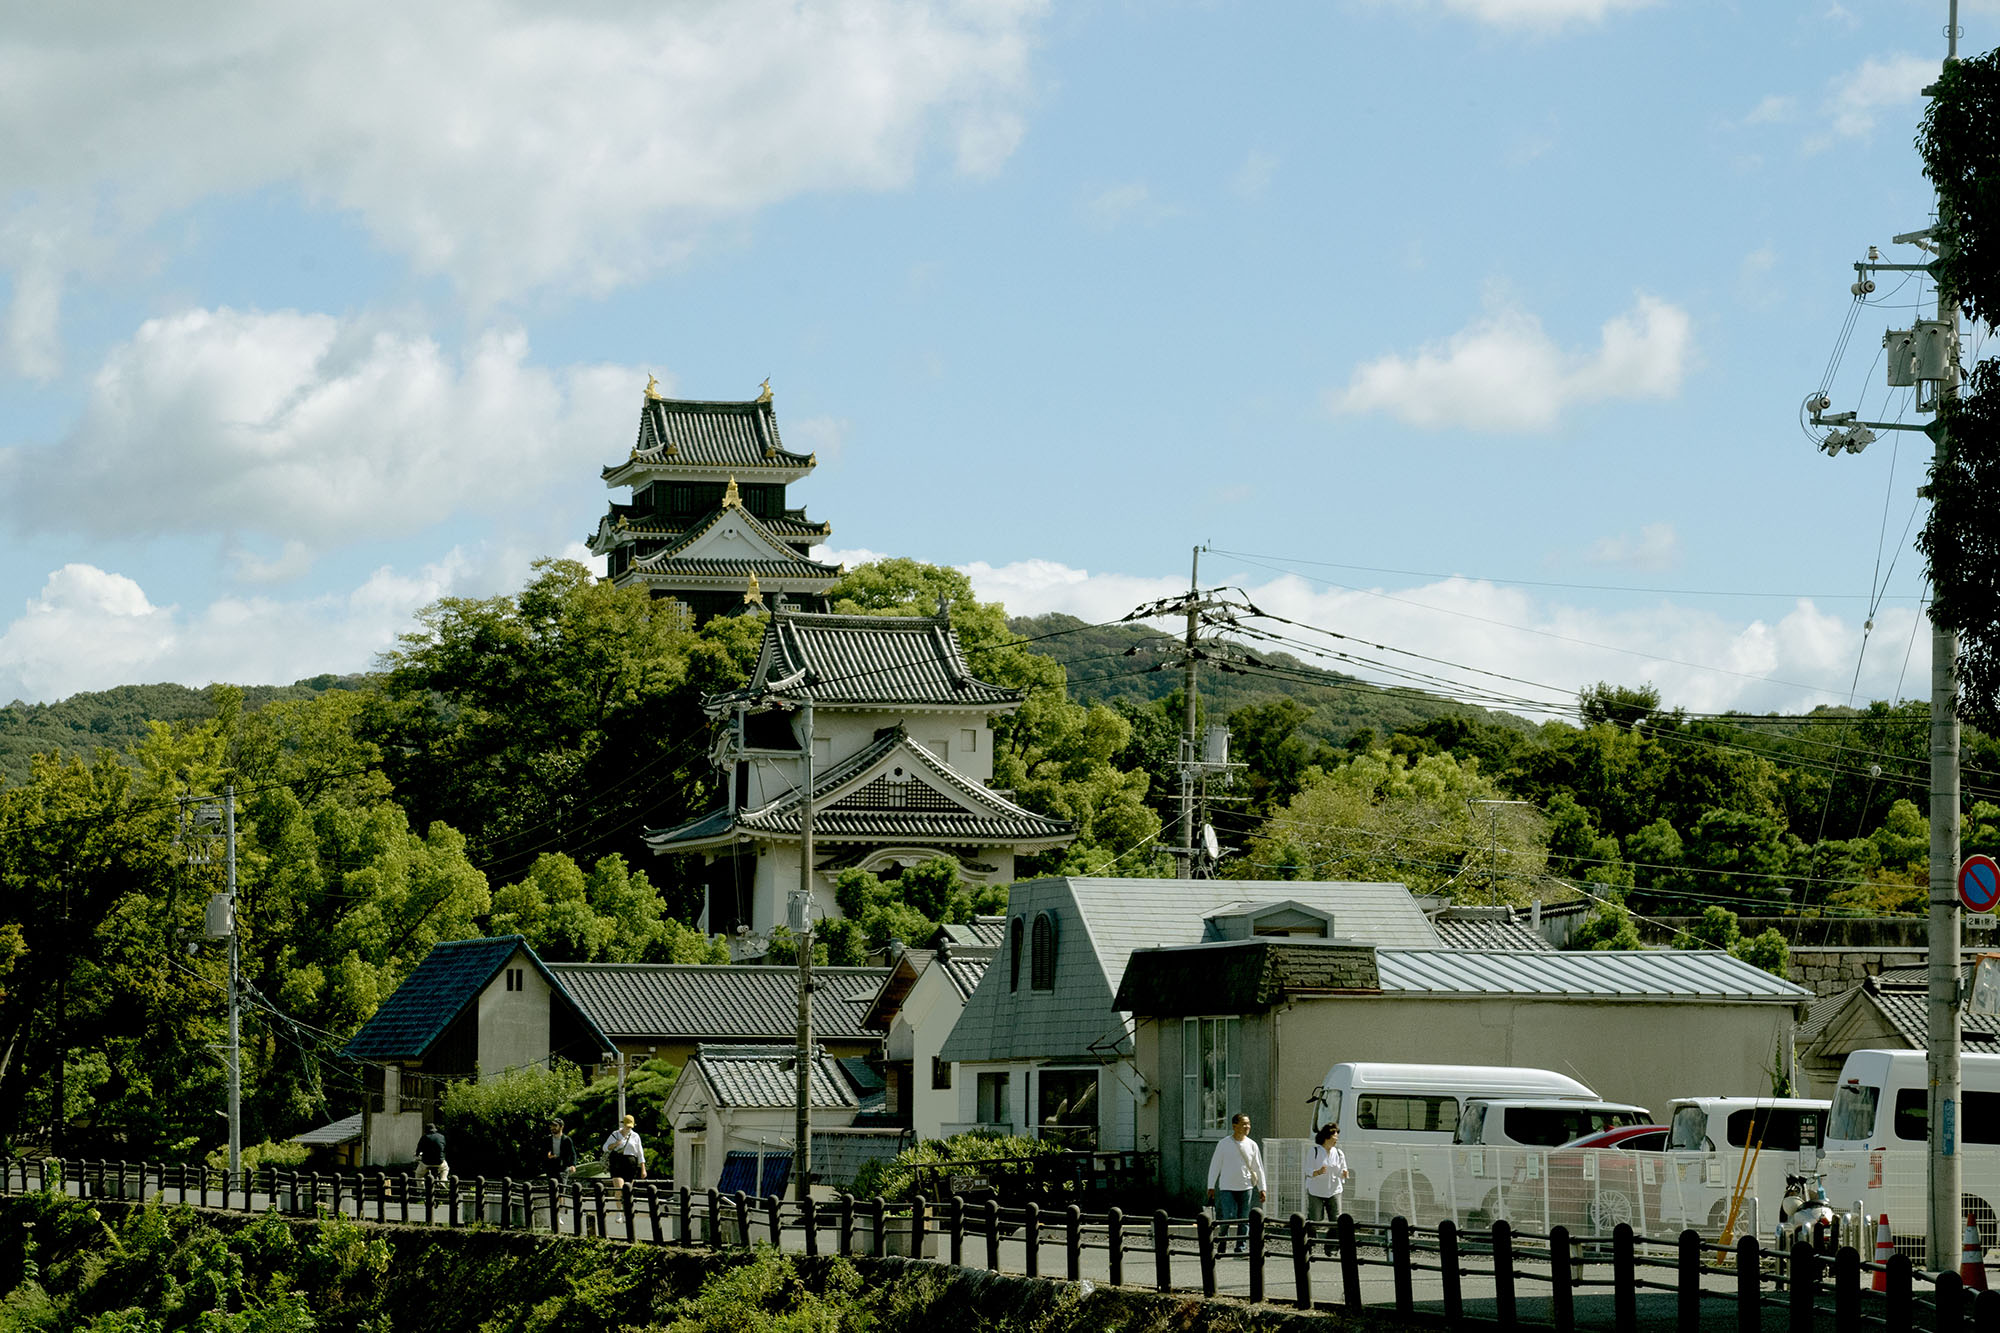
[476,951,556,1079]
[902,966,959,1141]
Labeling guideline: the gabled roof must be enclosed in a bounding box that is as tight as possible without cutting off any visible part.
[939,877,1440,1065]
[628,503,840,578]
[547,963,890,1043]
[933,915,1007,951]
[685,1044,864,1110]
[715,610,1022,710]
[1372,948,1812,1002]
[644,727,1075,852]
[604,397,815,480]
[590,504,830,554]
[342,936,612,1061]
[1802,965,2000,1052]
[943,953,991,1002]
[289,1113,364,1147]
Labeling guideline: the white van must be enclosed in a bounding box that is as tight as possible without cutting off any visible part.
[1655,1097,1831,1234]
[1820,1049,2000,1259]
[1311,1062,1599,1224]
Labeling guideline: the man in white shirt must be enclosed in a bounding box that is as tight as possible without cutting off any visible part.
[1204,1112,1267,1255]
[1305,1123,1349,1253]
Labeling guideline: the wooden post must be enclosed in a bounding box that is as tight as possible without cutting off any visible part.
[1024,1202,1041,1278]
[1884,1253,1913,1332]
[1440,1218,1463,1326]
[1248,1209,1266,1303]
[1154,1210,1172,1291]
[1196,1209,1217,1297]
[1067,1205,1082,1282]
[734,1191,750,1249]
[1788,1242,1818,1333]
[1108,1207,1125,1289]
[1614,1224,1637,1332]
[764,1194,782,1246]
[423,1175,435,1225]
[839,1192,855,1256]
[870,1196,887,1259]
[1678,1230,1702,1333]
[948,1195,964,1267]
[1340,1213,1364,1313]
[912,1195,928,1260]
[646,1183,664,1243]
[701,1188,717,1248]
[622,1181,637,1240]
[802,1195,819,1257]
[449,1178,461,1228]
[985,1198,1000,1271]
[200,1165,210,1208]
[1736,1234,1761,1333]
[1289,1213,1311,1311]
[1936,1269,1966,1333]
[1552,1224,1576,1333]
[679,1186,692,1246]
[472,1175,484,1226]
[400,1174,411,1224]
[1973,1287,2000,1329]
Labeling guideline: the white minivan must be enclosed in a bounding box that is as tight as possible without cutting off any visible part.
[1820,1049,2000,1259]
[1311,1062,1601,1224]
[1657,1096,1831,1234]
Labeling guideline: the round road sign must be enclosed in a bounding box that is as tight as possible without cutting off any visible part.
[1961,854,2000,914]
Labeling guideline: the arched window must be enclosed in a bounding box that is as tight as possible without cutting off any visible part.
[1009,916,1024,992]
[1030,912,1058,991]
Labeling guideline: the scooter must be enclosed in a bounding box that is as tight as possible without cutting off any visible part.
[1779,1171,1840,1255]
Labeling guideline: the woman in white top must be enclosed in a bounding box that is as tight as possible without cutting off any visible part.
[1304,1123,1348,1253]
[603,1115,646,1185]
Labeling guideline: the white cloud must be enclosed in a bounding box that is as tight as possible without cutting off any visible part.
[1740,94,1795,127]
[0,307,639,560]
[1083,182,1155,230]
[1822,53,1935,141]
[960,556,1928,718]
[1588,522,1680,571]
[0,1,1046,374]
[1326,293,1692,432]
[1431,0,1655,29]
[0,540,592,704]
[1231,150,1279,198]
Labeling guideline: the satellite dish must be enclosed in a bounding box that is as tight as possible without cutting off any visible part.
[1202,825,1221,861]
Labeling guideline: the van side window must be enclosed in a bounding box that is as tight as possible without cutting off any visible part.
[1355,1094,1459,1134]
[1724,1108,1822,1152]
[1902,1088,2000,1144]
[1893,1089,1928,1141]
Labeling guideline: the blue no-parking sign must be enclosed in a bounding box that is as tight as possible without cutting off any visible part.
[1961,854,2000,914]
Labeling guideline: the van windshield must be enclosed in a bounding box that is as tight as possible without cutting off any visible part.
[1829,1084,1880,1141]
[1668,1105,1709,1151]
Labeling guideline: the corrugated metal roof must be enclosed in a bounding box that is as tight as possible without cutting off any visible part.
[1373,948,1813,1002]
[548,963,890,1043]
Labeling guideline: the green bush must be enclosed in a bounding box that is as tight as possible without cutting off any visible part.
[851,1130,1067,1203]
[204,1138,312,1172]
[438,1061,585,1178]
[557,1058,679,1176]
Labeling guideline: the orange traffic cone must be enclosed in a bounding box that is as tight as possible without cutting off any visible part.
[1963,1215,1989,1291]
[1872,1214,1895,1291]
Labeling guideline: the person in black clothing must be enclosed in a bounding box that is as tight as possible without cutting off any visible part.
[417,1122,449,1186]
[545,1118,577,1177]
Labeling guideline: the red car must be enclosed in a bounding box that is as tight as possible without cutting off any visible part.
[1535,1124,1671,1235]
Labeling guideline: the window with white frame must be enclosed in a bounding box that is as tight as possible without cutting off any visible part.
[1182,1016,1241,1139]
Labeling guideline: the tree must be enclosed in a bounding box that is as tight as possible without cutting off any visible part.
[1569,898,1641,951]
[488,852,726,964]
[1577,682,1662,730]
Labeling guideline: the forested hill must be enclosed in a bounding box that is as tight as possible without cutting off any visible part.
[1007,612,1534,746]
[0,676,365,786]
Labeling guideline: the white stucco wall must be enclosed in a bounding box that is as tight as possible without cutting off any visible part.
[477,950,557,1078]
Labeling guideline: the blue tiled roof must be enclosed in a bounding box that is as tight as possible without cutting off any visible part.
[343,936,612,1061]
[717,1150,793,1197]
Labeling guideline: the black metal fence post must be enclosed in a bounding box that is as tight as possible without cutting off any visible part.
[1735,1234,1761,1333]
[1392,1215,1415,1319]
[985,1198,1000,1271]
[1788,1242,1818,1333]
[948,1195,964,1267]
[1248,1209,1266,1303]
[839,1192,855,1256]
[596,1181,611,1238]
[1613,1224,1637,1332]
[1551,1224,1575,1333]
[1884,1253,1913,1332]
[911,1195,928,1260]
[679,1185,692,1245]
[1154,1210,1172,1292]
[375,1172,386,1222]
[646,1184,664,1243]
[1197,1210,1217,1298]
[1341,1214,1365,1314]
[1678,1229,1703,1333]
[869,1196,887,1259]
[1832,1244,1859,1331]
[764,1194,781,1246]
[472,1177,486,1226]
[1066,1204,1082,1282]
[1024,1202,1041,1279]
[1107,1207,1124,1288]
[1289,1213,1310,1310]
[801,1194,818,1256]
[1974,1287,2000,1329]
[1937,1269,1967,1333]
[1440,1218,1463,1327]
[733,1190,749,1249]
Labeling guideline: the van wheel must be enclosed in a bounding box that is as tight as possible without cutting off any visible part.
[1381,1178,1415,1225]
[1468,1190,1502,1233]
[1589,1190,1634,1233]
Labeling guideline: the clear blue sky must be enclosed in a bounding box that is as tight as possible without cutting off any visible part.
[0,1,1983,719]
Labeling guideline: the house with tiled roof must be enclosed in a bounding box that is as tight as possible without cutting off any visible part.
[590,381,838,621]
[645,608,1076,940]
[341,936,612,1167]
[936,878,1445,1157]
[1794,963,2000,1096]
[859,934,997,1140]
[663,1044,904,1194]
[546,962,890,1069]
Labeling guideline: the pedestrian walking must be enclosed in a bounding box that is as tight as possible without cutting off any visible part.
[1305,1123,1348,1253]
[1205,1112,1267,1255]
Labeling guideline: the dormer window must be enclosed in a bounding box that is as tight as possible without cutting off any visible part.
[1030,912,1057,991]
[1010,917,1024,992]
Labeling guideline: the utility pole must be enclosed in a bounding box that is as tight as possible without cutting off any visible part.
[793,698,815,1202]
[225,785,241,1180]
[1805,0,1962,1261]
[1180,546,1201,880]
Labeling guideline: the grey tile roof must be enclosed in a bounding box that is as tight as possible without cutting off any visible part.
[935,915,1007,950]
[290,1113,364,1147]
[628,504,841,577]
[593,504,830,552]
[606,396,814,474]
[547,963,890,1043]
[736,610,1022,709]
[1373,948,1813,1002]
[691,1045,861,1109]
[645,727,1075,851]
[343,936,611,1061]
[939,878,1439,1065]
[1431,917,1556,951]
[943,954,989,1002]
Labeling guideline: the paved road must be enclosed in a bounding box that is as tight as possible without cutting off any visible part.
[38,1176,1945,1331]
